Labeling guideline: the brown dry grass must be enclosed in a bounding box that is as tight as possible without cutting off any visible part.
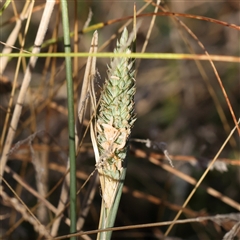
[0,1,239,239]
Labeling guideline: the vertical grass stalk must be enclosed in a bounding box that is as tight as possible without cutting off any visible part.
[60,1,77,239]
[96,28,136,239]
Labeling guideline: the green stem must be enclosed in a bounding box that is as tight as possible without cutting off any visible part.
[60,1,76,239]
[99,166,127,239]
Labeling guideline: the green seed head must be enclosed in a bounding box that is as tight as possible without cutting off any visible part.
[97,28,136,165]
[96,28,136,208]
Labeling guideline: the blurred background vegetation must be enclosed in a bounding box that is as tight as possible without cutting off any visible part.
[0,1,239,239]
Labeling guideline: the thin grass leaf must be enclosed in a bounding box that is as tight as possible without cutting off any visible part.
[60,0,76,238]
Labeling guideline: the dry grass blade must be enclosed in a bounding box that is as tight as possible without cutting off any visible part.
[76,30,98,232]
[0,1,31,74]
[77,31,98,129]
[98,1,151,52]
[135,0,161,75]
[4,165,71,225]
[157,3,238,151]
[133,148,240,211]
[53,212,240,239]
[223,221,240,240]
[0,182,52,239]
[164,119,240,236]
[0,1,33,149]
[50,161,71,237]
[0,1,56,184]
[153,2,240,135]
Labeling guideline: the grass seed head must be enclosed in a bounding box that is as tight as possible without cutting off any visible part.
[96,28,136,208]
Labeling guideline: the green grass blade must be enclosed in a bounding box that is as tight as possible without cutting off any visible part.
[0,0,11,16]
[60,1,77,239]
